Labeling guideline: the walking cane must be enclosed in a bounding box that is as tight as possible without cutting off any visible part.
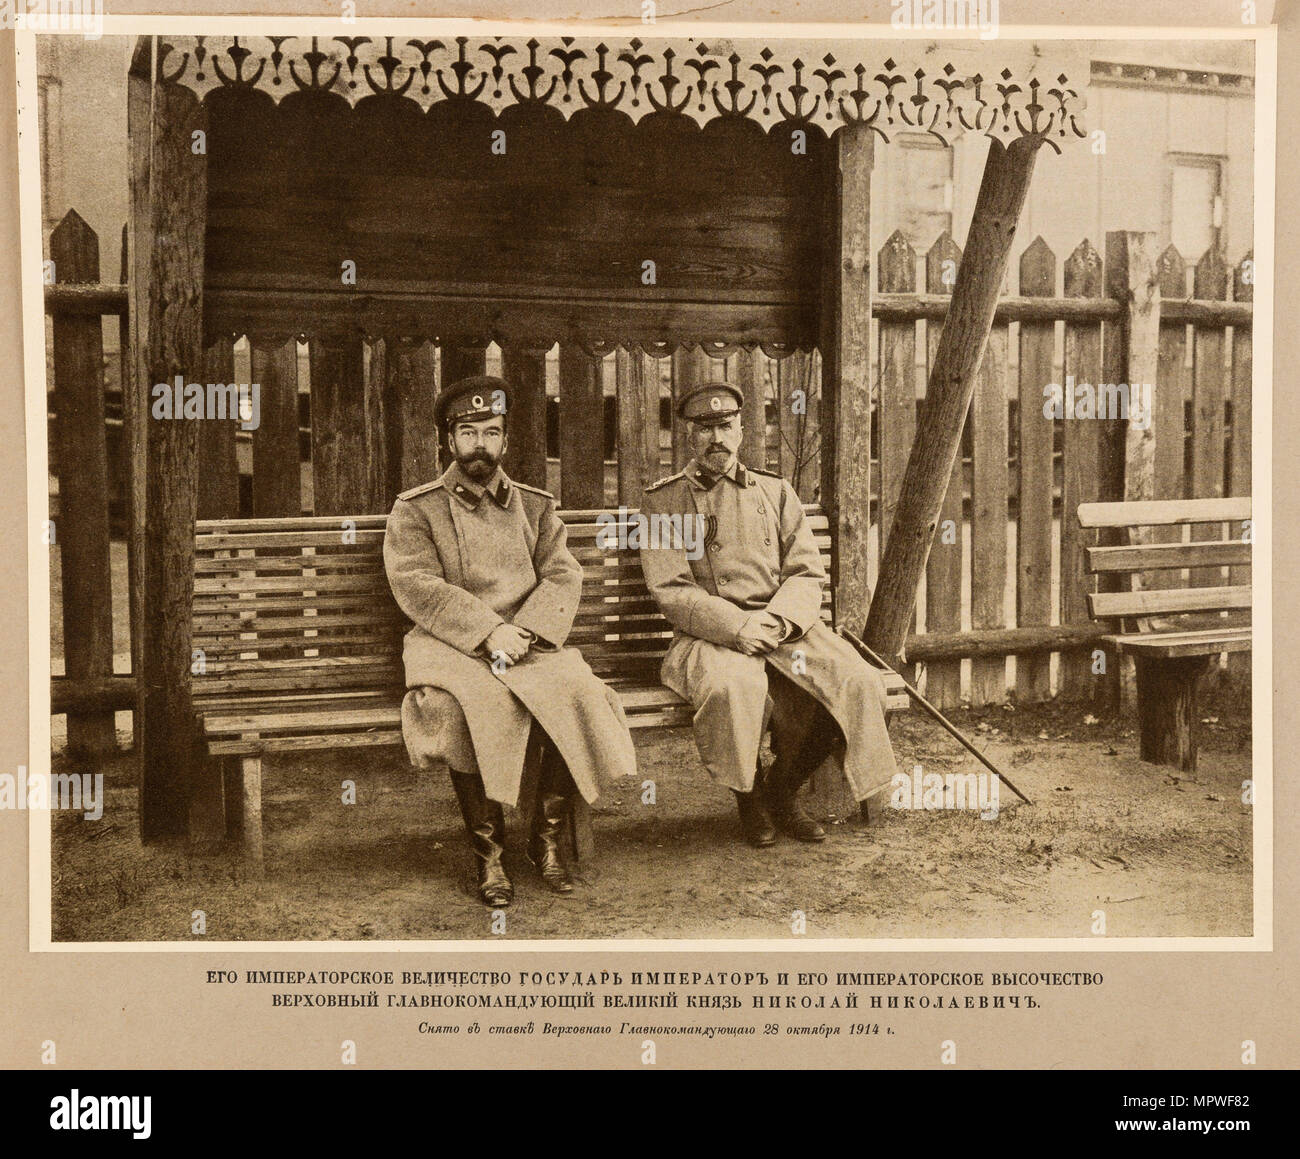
[837,626,1032,805]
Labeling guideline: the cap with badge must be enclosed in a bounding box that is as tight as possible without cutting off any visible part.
[676,381,744,426]
[435,375,512,432]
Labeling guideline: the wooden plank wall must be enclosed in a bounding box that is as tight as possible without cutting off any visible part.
[204,96,824,351]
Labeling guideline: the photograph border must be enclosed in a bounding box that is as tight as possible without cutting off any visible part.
[17,13,1277,955]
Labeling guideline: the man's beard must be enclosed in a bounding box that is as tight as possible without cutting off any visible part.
[456,449,500,482]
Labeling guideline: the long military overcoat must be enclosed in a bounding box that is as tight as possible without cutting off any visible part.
[383,462,637,806]
[639,458,899,799]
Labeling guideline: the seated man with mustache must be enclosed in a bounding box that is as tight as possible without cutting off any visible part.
[639,382,900,847]
[384,376,637,906]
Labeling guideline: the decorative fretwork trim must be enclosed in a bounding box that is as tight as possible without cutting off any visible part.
[151,34,1087,149]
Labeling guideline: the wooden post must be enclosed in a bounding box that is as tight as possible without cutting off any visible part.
[138,75,208,840]
[615,346,660,502]
[1150,245,1189,591]
[112,225,131,529]
[865,135,1042,666]
[441,342,487,388]
[197,337,239,519]
[803,123,874,822]
[391,340,438,489]
[309,339,366,515]
[774,351,820,503]
[969,316,1009,707]
[51,210,116,754]
[924,232,964,708]
[670,346,706,470]
[1190,247,1228,586]
[1016,236,1056,703]
[501,344,549,490]
[1107,232,1161,510]
[438,341,488,473]
[251,339,301,517]
[1227,253,1253,684]
[125,41,152,740]
[736,346,766,469]
[1060,240,1104,699]
[876,230,917,552]
[558,345,604,507]
[1105,231,1160,713]
[819,122,874,637]
[366,339,394,512]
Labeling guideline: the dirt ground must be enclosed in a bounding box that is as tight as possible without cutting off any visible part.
[48,678,1254,943]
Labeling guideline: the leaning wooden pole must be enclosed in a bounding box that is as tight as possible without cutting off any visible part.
[863,135,1043,666]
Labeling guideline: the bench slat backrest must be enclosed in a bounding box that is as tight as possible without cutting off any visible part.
[1077,497,1251,628]
[192,506,834,700]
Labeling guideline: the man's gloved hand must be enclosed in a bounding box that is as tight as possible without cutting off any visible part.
[484,623,533,666]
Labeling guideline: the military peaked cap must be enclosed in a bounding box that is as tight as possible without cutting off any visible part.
[677,381,744,425]
[435,375,512,431]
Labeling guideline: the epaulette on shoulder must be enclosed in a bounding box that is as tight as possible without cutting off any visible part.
[644,471,685,493]
[512,480,556,501]
[397,479,444,502]
[747,465,782,479]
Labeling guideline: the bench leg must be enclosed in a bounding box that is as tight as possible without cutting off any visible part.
[1134,655,1211,773]
[221,757,243,840]
[189,742,229,851]
[240,756,265,872]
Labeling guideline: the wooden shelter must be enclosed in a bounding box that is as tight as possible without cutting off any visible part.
[121,33,1086,838]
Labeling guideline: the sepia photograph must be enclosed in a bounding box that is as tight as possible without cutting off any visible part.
[26,19,1264,946]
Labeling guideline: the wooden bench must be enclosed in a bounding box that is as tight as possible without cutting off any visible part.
[191,505,908,868]
[1078,497,1252,772]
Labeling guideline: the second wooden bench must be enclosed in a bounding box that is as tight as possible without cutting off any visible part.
[1079,496,1252,771]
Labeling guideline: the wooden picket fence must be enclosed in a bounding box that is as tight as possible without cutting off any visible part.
[46,210,1254,750]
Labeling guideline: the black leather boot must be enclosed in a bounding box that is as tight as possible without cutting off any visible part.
[527,792,575,894]
[449,771,514,907]
[733,762,776,847]
[766,761,826,843]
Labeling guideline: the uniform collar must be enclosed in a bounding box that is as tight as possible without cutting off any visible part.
[685,456,748,490]
[442,461,512,508]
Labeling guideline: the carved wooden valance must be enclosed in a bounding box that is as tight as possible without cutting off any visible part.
[152,33,1087,148]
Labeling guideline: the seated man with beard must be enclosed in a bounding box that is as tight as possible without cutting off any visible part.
[639,382,900,848]
[383,376,638,906]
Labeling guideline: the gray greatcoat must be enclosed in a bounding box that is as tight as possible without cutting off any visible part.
[639,458,899,799]
[383,462,637,806]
